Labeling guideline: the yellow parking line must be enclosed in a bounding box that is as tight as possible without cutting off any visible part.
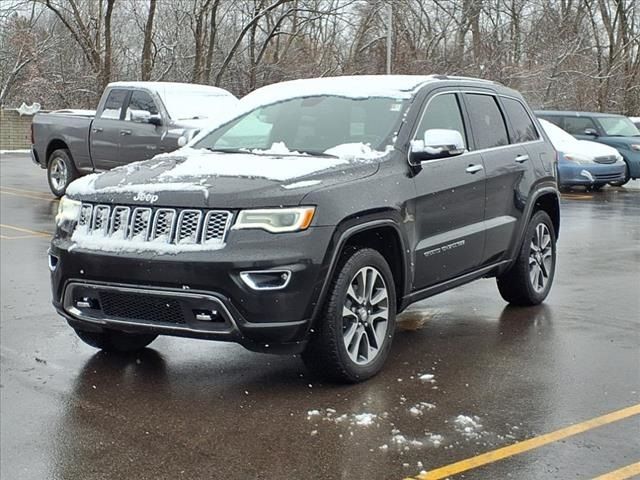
[0,224,51,237]
[411,404,640,480]
[1,185,50,196]
[0,188,57,202]
[592,461,640,480]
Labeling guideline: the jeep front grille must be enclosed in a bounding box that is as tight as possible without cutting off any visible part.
[76,204,232,246]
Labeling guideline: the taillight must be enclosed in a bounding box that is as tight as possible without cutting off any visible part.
[30,122,34,144]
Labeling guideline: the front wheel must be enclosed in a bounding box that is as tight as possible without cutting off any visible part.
[302,248,396,383]
[609,164,630,187]
[497,211,557,306]
[47,148,79,197]
[75,329,157,352]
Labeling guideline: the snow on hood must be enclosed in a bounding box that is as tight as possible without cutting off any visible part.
[572,139,621,158]
[65,145,388,198]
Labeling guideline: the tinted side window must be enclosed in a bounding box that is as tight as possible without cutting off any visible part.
[100,89,128,119]
[563,116,597,135]
[502,97,539,143]
[464,94,509,149]
[538,115,562,128]
[125,90,159,120]
[415,93,466,145]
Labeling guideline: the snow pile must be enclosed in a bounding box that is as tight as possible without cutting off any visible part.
[70,229,226,254]
[156,148,349,182]
[323,143,390,161]
[251,142,306,156]
[408,402,436,417]
[353,413,377,426]
[281,180,322,190]
[454,415,484,439]
[418,373,435,382]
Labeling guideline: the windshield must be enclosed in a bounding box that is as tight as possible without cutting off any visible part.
[597,116,640,136]
[194,95,408,154]
[162,93,238,120]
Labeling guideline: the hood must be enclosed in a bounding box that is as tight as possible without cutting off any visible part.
[66,147,381,209]
[573,140,621,157]
[171,118,222,130]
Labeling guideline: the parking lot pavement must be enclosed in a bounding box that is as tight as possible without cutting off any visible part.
[1,152,639,480]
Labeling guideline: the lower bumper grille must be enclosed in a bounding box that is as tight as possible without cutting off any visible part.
[100,291,186,324]
[594,173,623,181]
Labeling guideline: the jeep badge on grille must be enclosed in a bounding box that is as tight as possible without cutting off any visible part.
[132,192,159,204]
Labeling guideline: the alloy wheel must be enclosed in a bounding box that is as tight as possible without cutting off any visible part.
[342,266,389,365]
[50,157,68,191]
[529,223,553,292]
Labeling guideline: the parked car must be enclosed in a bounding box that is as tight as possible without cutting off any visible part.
[538,119,626,190]
[32,81,238,196]
[536,110,640,186]
[630,117,640,129]
[51,75,560,382]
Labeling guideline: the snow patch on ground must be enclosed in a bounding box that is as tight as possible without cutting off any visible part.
[0,149,30,154]
[418,373,435,382]
[454,415,484,439]
[408,402,436,417]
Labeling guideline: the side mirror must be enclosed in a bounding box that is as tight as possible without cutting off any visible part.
[409,129,466,165]
[148,114,163,126]
[584,128,598,137]
[130,110,151,123]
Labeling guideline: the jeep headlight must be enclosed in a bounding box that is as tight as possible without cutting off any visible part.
[233,207,315,233]
[56,196,82,226]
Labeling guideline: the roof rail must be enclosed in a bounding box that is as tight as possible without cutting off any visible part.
[432,75,501,85]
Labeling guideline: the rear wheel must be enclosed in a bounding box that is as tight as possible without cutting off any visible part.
[47,148,78,197]
[302,248,396,383]
[497,211,556,306]
[75,329,157,352]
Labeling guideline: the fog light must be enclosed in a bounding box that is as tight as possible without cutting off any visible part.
[76,297,99,309]
[240,270,291,291]
[48,253,59,272]
[193,309,219,321]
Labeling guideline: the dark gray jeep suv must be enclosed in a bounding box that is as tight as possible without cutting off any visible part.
[50,75,559,382]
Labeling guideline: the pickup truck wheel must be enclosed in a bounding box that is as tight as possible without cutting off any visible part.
[302,248,396,383]
[74,329,157,352]
[47,149,78,197]
[497,210,556,306]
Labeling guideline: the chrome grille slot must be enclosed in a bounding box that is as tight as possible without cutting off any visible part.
[74,203,231,249]
[204,211,231,243]
[151,209,176,241]
[176,210,202,244]
[78,204,93,226]
[92,205,111,235]
[131,208,152,240]
[594,155,617,164]
[110,206,130,237]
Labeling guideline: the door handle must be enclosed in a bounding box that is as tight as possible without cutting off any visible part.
[92,127,103,133]
[515,154,529,163]
[465,164,484,174]
[120,129,132,136]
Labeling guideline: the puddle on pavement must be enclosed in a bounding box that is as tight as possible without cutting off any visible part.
[396,309,445,331]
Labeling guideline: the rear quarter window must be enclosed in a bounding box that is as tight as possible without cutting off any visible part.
[464,93,509,149]
[501,97,539,143]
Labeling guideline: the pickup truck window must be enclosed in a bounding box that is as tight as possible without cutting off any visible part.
[125,90,159,120]
[501,97,539,143]
[414,93,467,146]
[464,93,509,149]
[196,95,408,153]
[100,89,128,120]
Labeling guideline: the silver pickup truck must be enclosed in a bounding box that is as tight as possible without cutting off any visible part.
[31,81,238,196]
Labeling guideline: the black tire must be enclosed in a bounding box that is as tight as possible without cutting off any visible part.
[302,248,396,383]
[47,148,79,197]
[497,210,557,306]
[75,329,157,352]
[591,184,605,192]
[609,163,630,187]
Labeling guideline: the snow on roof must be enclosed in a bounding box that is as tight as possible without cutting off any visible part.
[108,81,234,97]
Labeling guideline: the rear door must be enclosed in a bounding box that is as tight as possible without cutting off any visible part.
[120,89,165,164]
[90,88,130,170]
[461,92,530,265]
[412,91,486,289]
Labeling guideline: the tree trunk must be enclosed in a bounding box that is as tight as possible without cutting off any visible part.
[141,0,157,81]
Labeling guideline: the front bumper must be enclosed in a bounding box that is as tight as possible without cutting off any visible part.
[558,162,626,186]
[50,226,336,353]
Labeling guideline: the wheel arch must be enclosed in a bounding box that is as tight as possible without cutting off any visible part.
[46,139,70,165]
[311,214,411,323]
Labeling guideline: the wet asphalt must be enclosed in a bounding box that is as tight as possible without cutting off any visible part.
[1,152,639,480]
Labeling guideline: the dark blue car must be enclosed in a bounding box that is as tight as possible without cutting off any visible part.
[536,110,640,186]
